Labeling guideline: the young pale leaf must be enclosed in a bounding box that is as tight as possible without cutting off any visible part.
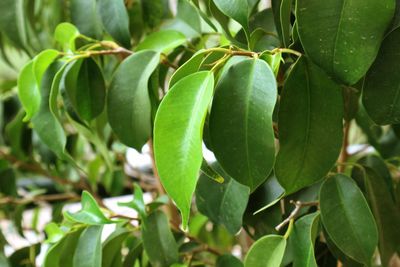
[352,167,400,267]
[320,174,378,265]
[275,57,343,194]
[244,235,286,267]
[291,212,320,267]
[33,49,59,86]
[102,228,130,267]
[154,71,214,228]
[195,162,250,234]
[107,50,160,150]
[64,191,113,225]
[18,61,39,121]
[212,0,249,35]
[73,226,103,267]
[54,23,80,51]
[70,0,102,39]
[98,0,131,47]
[141,211,179,267]
[296,0,395,84]
[136,30,186,53]
[363,27,400,125]
[216,255,244,267]
[210,59,276,192]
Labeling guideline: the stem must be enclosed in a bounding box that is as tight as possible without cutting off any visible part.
[275,200,319,231]
[283,218,294,239]
[337,121,350,173]
[269,48,302,57]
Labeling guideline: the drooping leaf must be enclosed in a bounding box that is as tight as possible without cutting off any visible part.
[136,30,186,53]
[244,235,286,267]
[363,27,400,125]
[33,49,60,86]
[141,211,179,267]
[107,50,160,150]
[210,58,276,191]
[154,71,214,228]
[18,61,39,121]
[212,0,249,36]
[64,191,113,225]
[291,212,320,267]
[102,228,130,267]
[98,0,131,47]
[70,0,103,39]
[195,162,250,234]
[320,174,378,265]
[216,254,244,267]
[54,23,80,51]
[275,57,343,194]
[73,226,103,267]
[296,0,395,84]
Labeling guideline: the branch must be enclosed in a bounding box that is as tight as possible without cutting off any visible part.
[275,200,319,231]
[0,193,79,206]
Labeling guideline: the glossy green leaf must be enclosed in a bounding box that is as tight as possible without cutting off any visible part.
[33,49,60,86]
[107,50,160,150]
[291,212,320,267]
[210,58,276,191]
[212,0,249,35]
[136,30,186,53]
[70,0,102,39]
[363,27,400,125]
[244,235,286,267]
[353,167,400,267]
[102,228,130,267]
[217,255,244,267]
[154,71,214,228]
[296,0,395,84]
[18,61,39,121]
[54,23,80,51]
[169,50,207,87]
[73,226,103,267]
[275,57,343,194]
[64,191,113,225]
[98,0,131,47]
[320,174,378,265]
[196,162,250,234]
[141,211,179,267]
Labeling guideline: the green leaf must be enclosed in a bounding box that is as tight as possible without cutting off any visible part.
[31,62,67,158]
[210,59,276,191]
[275,57,343,194]
[0,0,27,50]
[141,211,179,267]
[102,228,130,267]
[70,0,103,39]
[73,226,103,267]
[0,161,17,197]
[169,50,208,87]
[62,58,106,121]
[279,0,292,47]
[212,0,249,36]
[296,0,395,84]
[98,0,131,47]
[154,71,214,228]
[244,235,286,267]
[118,184,147,218]
[107,50,160,150]
[164,0,202,38]
[54,23,80,51]
[291,212,320,267]
[136,30,186,53]
[216,254,244,267]
[33,49,60,86]
[195,162,250,234]
[320,174,378,265]
[18,61,39,121]
[64,191,113,225]
[352,167,400,267]
[363,27,400,125]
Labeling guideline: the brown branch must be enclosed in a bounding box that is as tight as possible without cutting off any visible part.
[275,200,319,231]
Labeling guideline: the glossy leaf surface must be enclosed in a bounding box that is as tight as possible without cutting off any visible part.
[244,235,286,267]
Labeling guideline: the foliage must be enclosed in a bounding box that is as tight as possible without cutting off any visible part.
[0,0,400,266]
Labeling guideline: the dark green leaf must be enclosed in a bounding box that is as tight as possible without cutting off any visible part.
[102,228,130,267]
[244,235,286,267]
[107,50,160,150]
[142,211,179,267]
[217,254,244,267]
[70,0,102,39]
[275,57,343,194]
[210,59,276,191]
[296,0,395,84]
[0,0,27,50]
[279,0,292,47]
[154,71,214,227]
[0,161,17,197]
[320,174,378,265]
[98,0,131,47]
[196,162,250,234]
[73,226,103,267]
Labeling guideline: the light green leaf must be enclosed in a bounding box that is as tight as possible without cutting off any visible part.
[363,27,400,125]
[18,61,39,121]
[291,212,320,267]
[275,57,343,194]
[64,191,113,225]
[107,50,160,150]
[54,23,80,51]
[244,235,286,267]
[102,228,130,267]
[118,184,147,218]
[154,71,214,228]
[210,59,276,191]
[320,174,378,265]
[44,223,65,243]
[70,0,103,39]
[296,0,395,84]
[136,30,186,53]
[33,49,59,86]
[212,0,249,36]
[98,0,131,47]
[73,226,103,267]
[141,211,179,267]
[196,162,250,234]
[164,0,202,38]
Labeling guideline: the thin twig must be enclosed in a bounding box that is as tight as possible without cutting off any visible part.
[0,193,79,205]
[275,200,319,231]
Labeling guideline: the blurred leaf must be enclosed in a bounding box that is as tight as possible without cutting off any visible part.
[102,228,130,267]
[217,254,243,267]
[73,226,103,267]
[0,160,17,197]
[0,0,28,51]
[136,30,186,53]
[70,0,102,39]
[118,183,146,218]
[164,0,202,38]
[9,243,40,267]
